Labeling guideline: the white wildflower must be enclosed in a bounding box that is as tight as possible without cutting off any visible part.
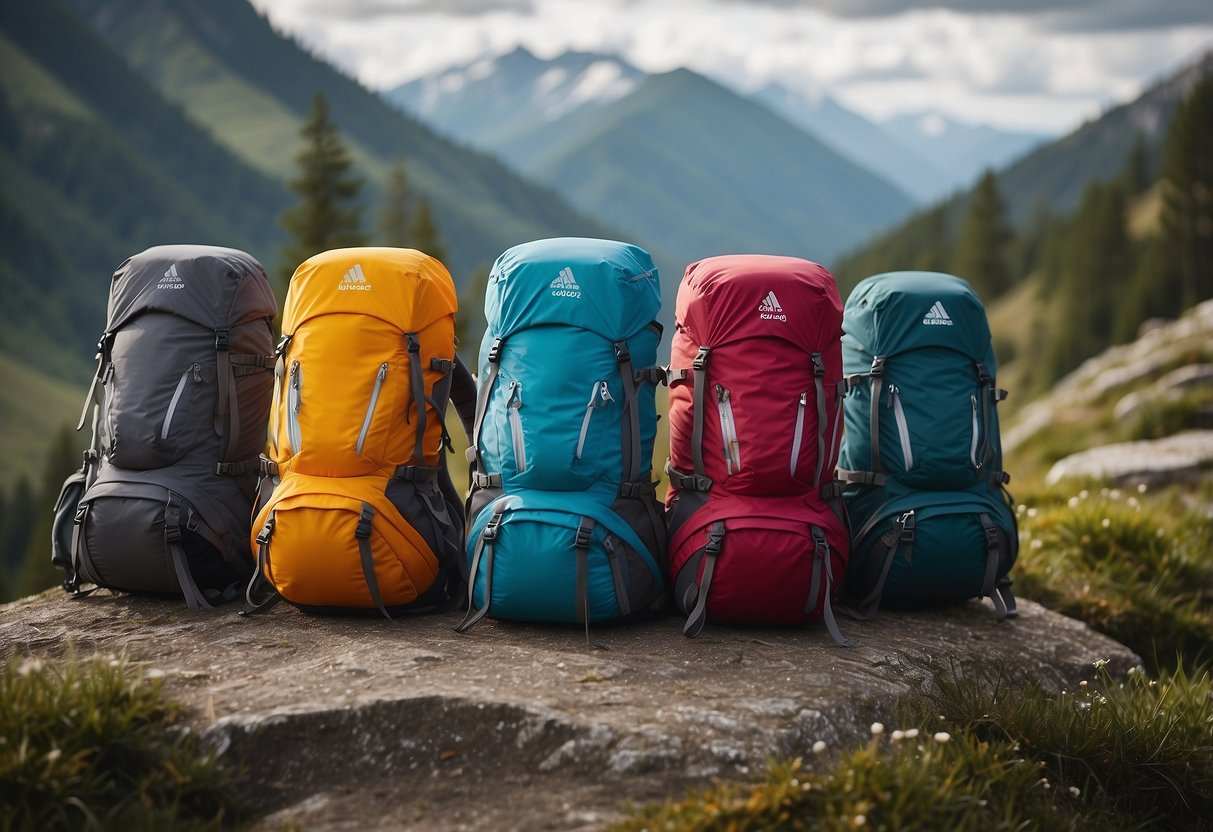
[1137,483,1148,493]
[1027,507,1039,518]
[1068,786,1081,798]
[1079,489,1090,500]
[1079,680,1088,688]
[933,732,951,744]
[904,729,920,739]
[853,815,867,828]
[17,658,43,677]
[813,740,827,754]
[1031,539,1043,550]
[891,730,905,741]
[871,722,885,736]
[1110,489,1122,500]
[1068,496,1080,508]
[1040,778,1052,790]
[146,668,166,680]
[1093,658,1110,669]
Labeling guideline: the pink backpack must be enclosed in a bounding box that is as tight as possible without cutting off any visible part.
[665,255,851,643]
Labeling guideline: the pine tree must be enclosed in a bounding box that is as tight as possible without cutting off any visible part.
[17,424,81,598]
[377,160,412,247]
[410,197,447,264]
[278,92,366,293]
[1119,134,1152,197]
[951,170,1013,299]
[1044,181,1133,381]
[1,475,34,581]
[1159,76,1213,316]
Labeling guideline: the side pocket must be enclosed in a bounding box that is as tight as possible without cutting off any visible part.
[385,472,462,590]
[50,468,88,573]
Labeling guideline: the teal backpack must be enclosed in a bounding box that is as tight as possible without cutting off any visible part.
[837,271,1017,620]
[458,238,668,643]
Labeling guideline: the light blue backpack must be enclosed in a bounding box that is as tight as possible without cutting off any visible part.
[458,238,668,642]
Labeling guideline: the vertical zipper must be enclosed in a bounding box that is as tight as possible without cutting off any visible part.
[715,384,741,474]
[575,381,614,459]
[888,384,913,470]
[287,360,303,454]
[790,391,808,477]
[355,362,389,453]
[507,380,526,471]
[970,394,980,469]
[161,363,201,440]
[270,360,283,455]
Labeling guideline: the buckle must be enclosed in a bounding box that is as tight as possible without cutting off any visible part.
[975,361,992,384]
[983,524,1001,550]
[692,346,710,371]
[406,333,420,353]
[275,335,292,356]
[704,524,726,555]
[898,511,916,542]
[613,342,631,364]
[812,352,826,377]
[488,338,504,363]
[870,355,886,377]
[255,518,275,547]
[214,329,230,351]
[481,515,501,542]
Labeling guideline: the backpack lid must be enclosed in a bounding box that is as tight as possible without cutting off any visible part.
[282,247,457,335]
[486,238,661,342]
[106,245,275,333]
[676,254,842,352]
[842,271,994,363]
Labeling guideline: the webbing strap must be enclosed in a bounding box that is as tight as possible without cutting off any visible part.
[405,333,427,465]
[469,340,503,474]
[215,456,261,477]
[573,518,607,649]
[270,356,284,456]
[836,468,887,487]
[456,508,504,633]
[165,498,212,610]
[691,347,711,481]
[846,511,913,620]
[807,526,854,647]
[683,521,725,638]
[223,367,240,463]
[996,578,1019,620]
[604,538,631,619]
[666,461,712,492]
[214,329,230,439]
[66,501,90,595]
[356,502,391,620]
[978,513,1011,621]
[615,342,641,485]
[868,356,886,474]
[241,515,281,615]
[812,353,828,487]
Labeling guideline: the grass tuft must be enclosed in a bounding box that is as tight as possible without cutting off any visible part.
[1013,486,1213,674]
[612,665,1213,831]
[0,653,246,831]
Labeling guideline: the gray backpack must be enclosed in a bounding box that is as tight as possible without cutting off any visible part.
[52,245,277,608]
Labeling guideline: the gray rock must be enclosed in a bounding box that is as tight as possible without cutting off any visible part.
[1045,429,1213,487]
[1113,363,1213,422]
[0,589,1137,830]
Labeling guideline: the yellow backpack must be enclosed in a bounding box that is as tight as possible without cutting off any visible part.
[247,248,474,616]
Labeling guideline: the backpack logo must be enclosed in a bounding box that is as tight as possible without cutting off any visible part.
[758,290,787,322]
[338,264,372,292]
[550,266,581,298]
[922,301,953,326]
[157,263,184,290]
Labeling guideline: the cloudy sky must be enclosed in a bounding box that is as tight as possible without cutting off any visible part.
[248,0,1213,135]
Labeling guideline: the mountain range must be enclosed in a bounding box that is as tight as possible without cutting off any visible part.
[386,47,1048,205]
[389,52,918,271]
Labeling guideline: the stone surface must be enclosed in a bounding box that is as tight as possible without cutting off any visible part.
[1112,363,1213,422]
[1005,299,1213,454]
[1,589,1138,830]
[1045,430,1213,488]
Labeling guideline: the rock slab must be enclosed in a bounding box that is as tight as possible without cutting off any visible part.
[0,590,1138,831]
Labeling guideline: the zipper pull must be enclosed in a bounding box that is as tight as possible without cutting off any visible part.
[192,363,202,383]
[290,361,302,412]
[715,384,728,403]
[377,362,388,381]
[598,381,615,405]
[508,380,522,407]
[799,392,808,406]
[887,384,898,407]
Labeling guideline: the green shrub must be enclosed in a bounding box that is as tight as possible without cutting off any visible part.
[612,665,1213,831]
[1013,487,1213,673]
[0,654,246,831]
[1128,388,1213,440]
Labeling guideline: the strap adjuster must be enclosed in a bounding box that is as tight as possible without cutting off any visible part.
[983,523,1001,550]
[692,346,710,371]
[897,511,916,543]
[356,504,374,539]
[481,515,501,542]
[870,355,886,377]
[574,523,593,550]
[620,480,658,498]
[487,338,504,363]
[613,342,631,364]
[704,524,726,556]
[214,329,230,351]
[430,358,453,373]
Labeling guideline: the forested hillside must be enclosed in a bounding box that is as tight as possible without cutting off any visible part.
[835,51,1213,397]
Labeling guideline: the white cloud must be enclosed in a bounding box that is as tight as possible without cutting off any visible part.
[249,0,1213,133]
